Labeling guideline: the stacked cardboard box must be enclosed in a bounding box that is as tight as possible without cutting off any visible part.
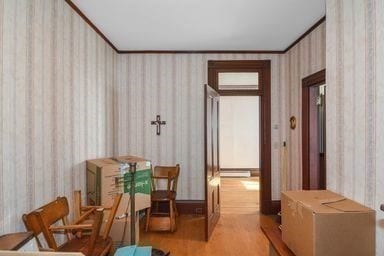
[281,190,375,256]
[86,156,151,246]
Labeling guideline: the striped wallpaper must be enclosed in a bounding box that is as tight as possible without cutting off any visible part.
[0,0,326,234]
[326,0,384,254]
[282,22,326,191]
[0,0,116,234]
[114,23,325,200]
[115,53,284,200]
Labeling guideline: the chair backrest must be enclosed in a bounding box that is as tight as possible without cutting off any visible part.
[101,193,122,240]
[73,190,82,221]
[152,164,180,193]
[24,196,106,255]
[22,197,70,250]
[85,209,104,256]
[72,190,122,241]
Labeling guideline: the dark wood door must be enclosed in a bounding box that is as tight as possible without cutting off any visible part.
[302,69,326,190]
[204,84,220,241]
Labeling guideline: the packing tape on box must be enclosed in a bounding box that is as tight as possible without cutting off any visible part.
[319,197,346,205]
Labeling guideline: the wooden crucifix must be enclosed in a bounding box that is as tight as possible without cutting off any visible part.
[151,115,166,135]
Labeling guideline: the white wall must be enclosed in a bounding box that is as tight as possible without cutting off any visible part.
[219,96,260,169]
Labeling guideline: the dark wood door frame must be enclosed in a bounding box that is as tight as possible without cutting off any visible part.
[208,60,276,214]
[302,69,326,190]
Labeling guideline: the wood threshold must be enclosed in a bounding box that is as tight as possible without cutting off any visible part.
[65,0,325,55]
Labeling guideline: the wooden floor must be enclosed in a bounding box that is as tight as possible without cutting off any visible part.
[139,177,269,256]
[221,177,259,215]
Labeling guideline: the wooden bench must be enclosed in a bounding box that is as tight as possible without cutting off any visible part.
[260,215,295,256]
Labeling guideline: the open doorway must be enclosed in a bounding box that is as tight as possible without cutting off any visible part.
[302,69,326,190]
[219,96,260,214]
[205,60,272,240]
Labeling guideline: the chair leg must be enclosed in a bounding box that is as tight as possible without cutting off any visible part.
[155,202,159,213]
[169,201,175,232]
[173,200,179,217]
[146,207,151,232]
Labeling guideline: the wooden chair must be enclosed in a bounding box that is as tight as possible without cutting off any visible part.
[22,193,122,256]
[73,190,122,241]
[146,164,180,232]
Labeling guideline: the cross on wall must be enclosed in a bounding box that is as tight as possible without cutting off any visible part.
[151,115,166,135]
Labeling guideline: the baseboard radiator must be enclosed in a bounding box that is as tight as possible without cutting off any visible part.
[220,168,259,177]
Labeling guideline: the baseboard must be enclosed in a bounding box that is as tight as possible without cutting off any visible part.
[154,199,274,215]
[261,200,281,215]
[250,168,260,177]
[176,200,205,215]
[220,168,260,177]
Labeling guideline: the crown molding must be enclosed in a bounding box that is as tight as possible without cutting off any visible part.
[65,0,325,55]
[283,16,326,53]
[117,50,285,54]
[64,0,119,52]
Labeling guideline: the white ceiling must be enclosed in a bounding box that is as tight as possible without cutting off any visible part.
[71,0,325,51]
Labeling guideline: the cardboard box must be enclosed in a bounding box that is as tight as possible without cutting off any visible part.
[86,156,152,244]
[108,217,140,248]
[86,155,151,212]
[281,190,375,256]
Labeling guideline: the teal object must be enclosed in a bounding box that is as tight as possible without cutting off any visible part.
[123,169,151,195]
[115,245,136,256]
[114,245,152,256]
[134,246,152,256]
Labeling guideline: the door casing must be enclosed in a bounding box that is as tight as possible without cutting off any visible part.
[207,60,275,215]
[302,69,326,190]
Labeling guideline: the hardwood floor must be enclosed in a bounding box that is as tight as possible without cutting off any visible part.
[139,177,269,256]
[221,177,259,215]
[139,214,269,256]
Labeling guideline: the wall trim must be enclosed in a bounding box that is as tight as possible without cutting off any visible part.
[220,168,260,176]
[176,200,205,215]
[65,0,325,55]
[284,16,326,53]
[64,0,119,52]
[117,50,284,54]
[302,69,326,190]
[152,200,205,215]
[208,60,273,215]
[267,200,281,214]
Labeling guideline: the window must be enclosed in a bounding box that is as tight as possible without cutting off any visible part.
[218,72,259,90]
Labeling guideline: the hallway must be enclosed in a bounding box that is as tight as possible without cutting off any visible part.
[221,177,260,215]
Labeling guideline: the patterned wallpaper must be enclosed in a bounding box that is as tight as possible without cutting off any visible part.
[0,0,116,233]
[115,53,284,200]
[282,23,326,191]
[0,0,326,234]
[114,23,325,200]
[326,0,384,254]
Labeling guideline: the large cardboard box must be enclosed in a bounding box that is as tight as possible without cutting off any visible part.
[108,217,140,248]
[86,155,151,244]
[86,155,151,211]
[281,190,375,256]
